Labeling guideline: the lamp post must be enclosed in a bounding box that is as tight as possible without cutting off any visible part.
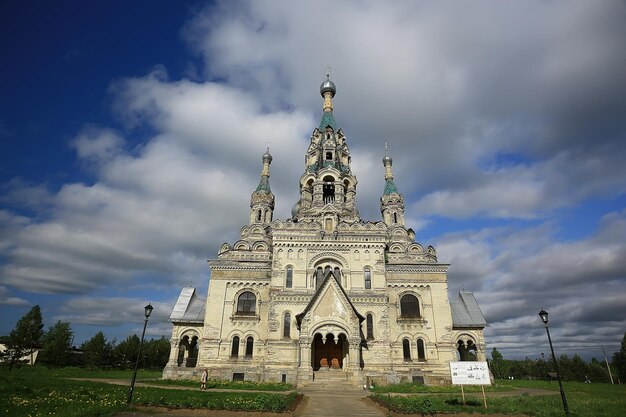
[538,309,569,416]
[127,303,153,404]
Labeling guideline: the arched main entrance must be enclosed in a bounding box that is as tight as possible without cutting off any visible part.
[311,332,348,370]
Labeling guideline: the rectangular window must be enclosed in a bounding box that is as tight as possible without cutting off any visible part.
[233,373,244,381]
[245,337,254,358]
[366,314,374,339]
[283,313,291,338]
[364,268,371,289]
[286,268,293,288]
[417,339,426,361]
[281,374,287,383]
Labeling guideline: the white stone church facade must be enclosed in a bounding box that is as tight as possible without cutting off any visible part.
[162,77,487,386]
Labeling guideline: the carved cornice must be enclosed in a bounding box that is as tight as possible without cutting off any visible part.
[226,281,270,286]
[385,264,449,273]
[387,283,432,288]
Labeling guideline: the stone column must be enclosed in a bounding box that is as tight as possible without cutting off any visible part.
[299,338,312,369]
[183,345,190,366]
[349,339,361,368]
[166,340,179,367]
[297,337,313,387]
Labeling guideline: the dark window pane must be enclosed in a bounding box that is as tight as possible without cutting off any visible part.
[245,336,254,357]
[237,292,256,314]
[231,336,239,357]
[417,339,426,361]
[400,294,419,317]
[366,314,374,339]
[403,339,411,360]
[283,313,291,338]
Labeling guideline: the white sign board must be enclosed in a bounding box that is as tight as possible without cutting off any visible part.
[449,361,492,385]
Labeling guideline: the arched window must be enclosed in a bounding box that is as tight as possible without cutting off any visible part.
[402,339,411,361]
[417,339,426,361]
[400,294,420,317]
[257,210,262,222]
[323,177,335,203]
[364,268,371,289]
[457,339,477,361]
[231,336,240,357]
[393,212,398,223]
[283,313,291,338]
[237,292,256,315]
[245,336,254,358]
[286,267,293,288]
[316,267,323,289]
[366,314,374,339]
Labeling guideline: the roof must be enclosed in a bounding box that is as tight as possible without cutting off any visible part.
[450,291,487,328]
[255,175,272,193]
[319,111,337,131]
[295,269,365,329]
[170,287,206,323]
[383,178,399,195]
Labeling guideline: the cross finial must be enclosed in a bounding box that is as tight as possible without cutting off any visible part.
[325,66,332,79]
[385,142,389,155]
[189,281,193,288]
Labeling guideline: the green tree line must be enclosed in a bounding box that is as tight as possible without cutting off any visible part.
[1,305,170,370]
[489,333,626,384]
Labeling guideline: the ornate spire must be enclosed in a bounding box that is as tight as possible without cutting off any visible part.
[383,143,398,195]
[255,148,273,193]
[319,70,337,131]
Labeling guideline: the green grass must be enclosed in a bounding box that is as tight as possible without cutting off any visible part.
[0,366,299,417]
[370,381,509,393]
[153,378,294,391]
[372,380,626,417]
[2,365,161,380]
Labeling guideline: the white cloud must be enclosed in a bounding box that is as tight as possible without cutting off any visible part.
[439,210,626,357]
[0,285,29,306]
[55,296,174,327]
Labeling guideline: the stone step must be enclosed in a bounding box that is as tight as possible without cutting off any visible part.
[300,383,365,392]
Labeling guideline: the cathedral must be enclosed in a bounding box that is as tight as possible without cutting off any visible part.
[162,76,487,386]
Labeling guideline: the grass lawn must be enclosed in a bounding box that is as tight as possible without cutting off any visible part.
[370,381,510,393]
[0,366,298,417]
[373,380,626,417]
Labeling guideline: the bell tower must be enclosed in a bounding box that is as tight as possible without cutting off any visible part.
[249,148,275,225]
[380,144,405,227]
[291,73,360,224]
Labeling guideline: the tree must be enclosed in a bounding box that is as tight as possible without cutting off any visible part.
[142,337,171,370]
[40,321,73,367]
[612,332,626,382]
[489,347,509,379]
[1,305,44,370]
[82,331,113,369]
[114,334,140,369]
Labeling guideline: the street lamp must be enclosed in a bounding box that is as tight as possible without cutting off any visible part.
[538,308,569,416]
[127,303,154,404]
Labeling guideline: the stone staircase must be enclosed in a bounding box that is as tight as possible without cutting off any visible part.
[300,369,364,391]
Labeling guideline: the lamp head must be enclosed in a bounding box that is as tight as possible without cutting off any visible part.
[538,308,548,325]
[144,303,154,318]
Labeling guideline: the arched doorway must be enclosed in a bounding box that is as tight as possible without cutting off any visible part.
[311,332,348,370]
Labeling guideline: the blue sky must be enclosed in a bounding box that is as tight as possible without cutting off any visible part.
[1,0,625,360]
